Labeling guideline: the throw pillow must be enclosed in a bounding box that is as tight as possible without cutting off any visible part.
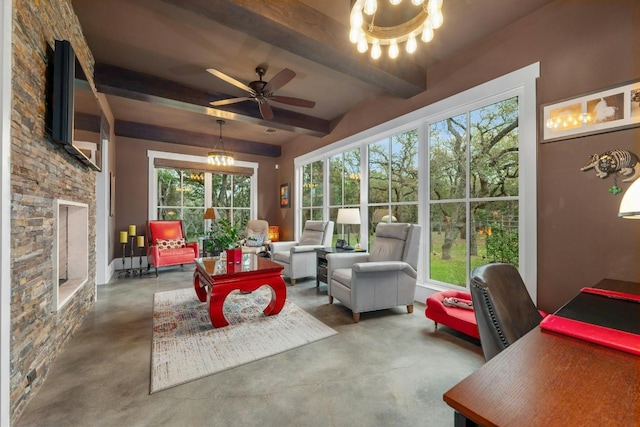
[156,238,186,250]
[245,232,265,247]
[443,297,473,310]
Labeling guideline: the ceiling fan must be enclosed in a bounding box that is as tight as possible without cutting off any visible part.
[207,66,316,120]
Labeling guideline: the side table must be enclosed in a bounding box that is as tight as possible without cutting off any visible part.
[315,247,365,287]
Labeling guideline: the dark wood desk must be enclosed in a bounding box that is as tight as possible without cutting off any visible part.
[443,279,640,427]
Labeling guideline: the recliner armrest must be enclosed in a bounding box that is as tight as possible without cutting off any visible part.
[269,241,298,253]
[290,244,324,253]
[353,261,417,278]
[326,253,370,270]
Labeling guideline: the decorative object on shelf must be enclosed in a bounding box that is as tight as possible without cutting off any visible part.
[280,183,290,208]
[542,79,640,143]
[618,177,640,219]
[337,208,361,250]
[581,150,640,195]
[207,119,234,166]
[349,0,444,60]
[268,225,280,242]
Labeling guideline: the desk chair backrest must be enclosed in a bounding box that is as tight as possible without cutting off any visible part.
[470,263,543,361]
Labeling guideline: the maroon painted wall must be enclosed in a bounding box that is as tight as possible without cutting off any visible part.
[276,0,640,312]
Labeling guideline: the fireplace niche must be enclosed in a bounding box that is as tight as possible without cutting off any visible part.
[53,199,89,311]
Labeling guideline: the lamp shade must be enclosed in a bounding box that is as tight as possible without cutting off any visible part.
[619,178,640,219]
[337,208,361,225]
[268,225,280,242]
[203,207,218,220]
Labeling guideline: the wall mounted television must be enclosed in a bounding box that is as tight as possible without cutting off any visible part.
[50,40,103,171]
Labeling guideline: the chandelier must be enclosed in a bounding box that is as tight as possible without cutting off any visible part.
[208,119,234,166]
[349,0,444,60]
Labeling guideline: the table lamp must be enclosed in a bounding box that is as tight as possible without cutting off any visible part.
[618,178,640,219]
[337,208,361,250]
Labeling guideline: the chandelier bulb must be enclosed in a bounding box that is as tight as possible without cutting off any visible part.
[363,0,377,15]
[357,33,369,53]
[371,40,382,59]
[389,39,399,58]
[350,7,363,28]
[389,0,402,5]
[421,22,434,42]
[430,11,444,29]
[349,27,359,44]
[411,0,424,5]
[406,34,417,53]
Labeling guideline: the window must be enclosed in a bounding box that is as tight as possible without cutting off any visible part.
[149,151,258,243]
[294,64,538,299]
[368,130,419,249]
[301,160,324,226]
[156,168,205,240]
[329,148,360,244]
[428,97,519,287]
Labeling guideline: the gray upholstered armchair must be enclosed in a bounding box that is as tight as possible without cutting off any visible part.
[270,220,334,285]
[326,222,421,322]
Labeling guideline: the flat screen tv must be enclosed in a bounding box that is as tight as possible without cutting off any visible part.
[50,40,102,171]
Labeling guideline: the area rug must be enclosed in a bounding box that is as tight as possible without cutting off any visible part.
[150,287,337,393]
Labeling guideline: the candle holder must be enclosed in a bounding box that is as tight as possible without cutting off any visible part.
[118,240,130,278]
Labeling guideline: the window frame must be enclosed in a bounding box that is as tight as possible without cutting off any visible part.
[147,150,259,233]
[294,63,539,302]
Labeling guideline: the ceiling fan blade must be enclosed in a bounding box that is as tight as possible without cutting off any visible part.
[206,68,254,94]
[209,97,251,106]
[264,68,296,93]
[270,96,316,108]
[259,101,274,120]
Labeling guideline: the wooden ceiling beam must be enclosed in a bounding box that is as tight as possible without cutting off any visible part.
[115,120,282,158]
[162,0,427,98]
[94,63,330,137]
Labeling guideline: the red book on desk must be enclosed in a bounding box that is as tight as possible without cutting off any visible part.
[540,287,640,356]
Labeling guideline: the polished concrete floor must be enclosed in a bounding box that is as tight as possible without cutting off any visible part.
[16,266,484,427]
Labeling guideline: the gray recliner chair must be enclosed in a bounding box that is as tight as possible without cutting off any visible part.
[470,263,543,361]
[326,222,421,322]
[270,220,334,285]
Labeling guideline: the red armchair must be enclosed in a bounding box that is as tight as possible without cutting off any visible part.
[147,220,199,276]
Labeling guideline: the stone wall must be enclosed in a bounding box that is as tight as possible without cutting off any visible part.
[11,0,97,421]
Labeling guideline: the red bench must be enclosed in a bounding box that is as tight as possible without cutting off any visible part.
[425,290,480,339]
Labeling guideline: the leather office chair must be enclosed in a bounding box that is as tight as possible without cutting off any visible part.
[270,220,334,285]
[240,219,270,254]
[470,263,543,361]
[326,223,421,323]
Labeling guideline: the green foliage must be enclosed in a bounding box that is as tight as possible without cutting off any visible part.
[485,223,519,265]
[208,217,242,249]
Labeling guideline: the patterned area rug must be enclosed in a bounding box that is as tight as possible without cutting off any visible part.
[151,287,337,393]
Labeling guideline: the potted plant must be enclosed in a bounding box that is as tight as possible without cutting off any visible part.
[208,217,243,263]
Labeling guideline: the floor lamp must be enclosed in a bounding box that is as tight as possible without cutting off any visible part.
[337,208,361,250]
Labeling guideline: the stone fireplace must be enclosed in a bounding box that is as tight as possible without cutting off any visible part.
[53,199,89,311]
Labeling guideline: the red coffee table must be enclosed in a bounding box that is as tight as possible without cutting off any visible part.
[193,254,286,328]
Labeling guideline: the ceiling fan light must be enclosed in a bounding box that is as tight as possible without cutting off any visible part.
[371,39,382,59]
[389,39,399,58]
[406,34,417,53]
